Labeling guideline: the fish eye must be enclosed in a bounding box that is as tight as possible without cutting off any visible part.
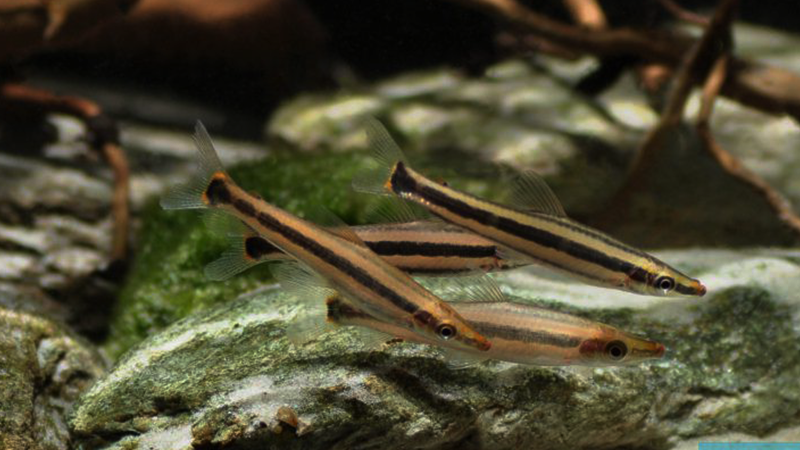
[436,323,457,340]
[605,340,628,361]
[655,276,675,292]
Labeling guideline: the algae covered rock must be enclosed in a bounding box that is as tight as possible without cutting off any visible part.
[0,307,107,450]
[69,251,800,449]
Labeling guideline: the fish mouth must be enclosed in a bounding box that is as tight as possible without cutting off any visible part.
[695,281,707,297]
[474,337,492,352]
[464,334,492,352]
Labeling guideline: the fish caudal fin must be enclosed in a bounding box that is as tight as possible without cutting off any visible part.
[202,211,287,281]
[160,121,228,210]
[204,234,262,281]
[352,118,408,196]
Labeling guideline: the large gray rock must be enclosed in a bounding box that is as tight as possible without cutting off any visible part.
[0,306,106,450]
[69,250,800,449]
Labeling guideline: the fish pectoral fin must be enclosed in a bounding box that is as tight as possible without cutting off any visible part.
[271,261,337,304]
[441,348,488,370]
[414,273,506,303]
[287,308,336,345]
[509,170,567,218]
[351,327,394,352]
[352,117,408,196]
[365,197,431,224]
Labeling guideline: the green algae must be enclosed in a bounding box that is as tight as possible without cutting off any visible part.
[0,309,106,449]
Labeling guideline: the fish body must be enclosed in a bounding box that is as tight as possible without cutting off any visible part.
[161,122,492,352]
[357,120,706,298]
[225,220,528,276]
[327,297,666,366]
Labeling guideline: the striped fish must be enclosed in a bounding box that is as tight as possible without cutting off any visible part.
[202,218,530,281]
[160,122,492,352]
[300,282,665,367]
[353,119,706,298]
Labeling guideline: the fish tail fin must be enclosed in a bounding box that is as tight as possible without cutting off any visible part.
[202,211,287,281]
[160,121,229,210]
[352,118,409,196]
[204,233,261,281]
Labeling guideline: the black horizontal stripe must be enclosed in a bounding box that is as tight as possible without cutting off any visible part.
[674,283,696,296]
[365,240,495,258]
[470,320,582,347]
[391,163,649,284]
[218,182,421,315]
[245,236,280,259]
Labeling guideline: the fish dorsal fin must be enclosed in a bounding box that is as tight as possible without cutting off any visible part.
[352,118,409,196]
[286,306,336,345]
[306,206,366,246]
[457,274,506,303]
[271,261,337,305]
[415,273,505,303]
[441,348,488,370]
[365,197,431,224]
[510,171,567,217]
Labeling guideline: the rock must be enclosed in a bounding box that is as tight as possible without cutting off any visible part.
[69,250,800,449]
[0,307,107,450]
